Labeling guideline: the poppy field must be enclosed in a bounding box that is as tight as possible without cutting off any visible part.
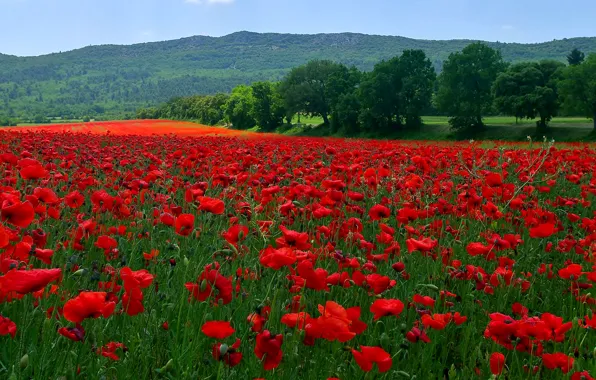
[2,121,596,379]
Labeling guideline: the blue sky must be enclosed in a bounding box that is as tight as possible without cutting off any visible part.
[1,0,595,56]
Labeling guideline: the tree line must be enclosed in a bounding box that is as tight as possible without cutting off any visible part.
[138,43,594,133]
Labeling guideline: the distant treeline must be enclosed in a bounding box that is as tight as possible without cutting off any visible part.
[137,44,596,133]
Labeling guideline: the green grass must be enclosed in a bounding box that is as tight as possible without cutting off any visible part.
[276,116,596,142]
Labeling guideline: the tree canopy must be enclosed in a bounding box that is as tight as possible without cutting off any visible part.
[435,43,507,130]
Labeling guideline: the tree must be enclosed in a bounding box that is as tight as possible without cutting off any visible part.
[359,61,400,130]
[567,48,585,66]
[435,43,507,130]
[398,50,436,127]
[223,86,256,130]
[251,82,285,132]
[279,60,357,125]
[560,54,596,129]
[493,60,564,130]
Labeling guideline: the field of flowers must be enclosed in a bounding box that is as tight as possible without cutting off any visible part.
[1,121,596,379]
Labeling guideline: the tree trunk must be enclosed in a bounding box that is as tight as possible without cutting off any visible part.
[322,113,329,125]
[593,113,596,130]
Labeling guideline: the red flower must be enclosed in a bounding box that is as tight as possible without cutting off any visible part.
[406,238,438,253]
[198,197,225,215]
[254,330,283,370]
[98,342,127,361]
[405,327,430,343]
[370,299,404,320]
[185,266,233,305]
[19,164,49,180]
[0,268,61,295]
[412,294,435,308]
[213,338,242,367]
[542,352,574,374]
[259,247,297,270]
[1,200,35,228]
[281,312,311,330]
[174,214,195,236]
[0,315,17,338]
[558,264,583,280]
[277,226,311,250]
[222,225,249,246]
[529,223,556,238]
[351,346,392,373]
[58,325,85,342]
[201,321,235,339]
[369,204,391,220]
[63,292,116,323]
[489,352,505,375]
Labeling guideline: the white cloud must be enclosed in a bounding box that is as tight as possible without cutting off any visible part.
[185,0,234,4]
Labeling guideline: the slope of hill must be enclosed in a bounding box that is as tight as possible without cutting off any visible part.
[1,31,595,118]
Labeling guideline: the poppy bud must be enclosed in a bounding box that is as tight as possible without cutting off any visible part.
[200,279,208,292]
[392,262,405,272]
[73,268,86,276]
[8,370,17,380]
[20,354,29,369]
[219,344,229,356]
[183,256,189,267]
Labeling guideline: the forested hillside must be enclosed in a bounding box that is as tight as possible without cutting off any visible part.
[1,31,595,119]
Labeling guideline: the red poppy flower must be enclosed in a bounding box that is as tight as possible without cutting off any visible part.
[98,342,127,361]
[254,330,283,370]
[0,268,62,295]
[19,164,49,180]
[369,204,391,221]
[558,264,583,280]
[529,223,557,238]
[222,225,249,246]
[58,325,85,342]
[185,266,233,305]
[0,315,17,338]
[281,312,311,330]
[412,294,435,308]
[198,196,225,215]
[259,247,297,270]
[370,298,404,320]
[63,292,116,323]
[1,201,35,228]
[213,338,242,367]
[406,327,430,343]
[201,321,235,339]
[351,346,392,373]
[406,238,438,253]
[489,352,505,375]
[542,352,574,374]
[175,214,195,236]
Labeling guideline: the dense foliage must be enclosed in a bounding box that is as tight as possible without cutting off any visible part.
[137,45,596,134]
[1,31,596,120]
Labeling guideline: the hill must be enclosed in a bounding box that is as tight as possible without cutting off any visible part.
[1,31,595,119]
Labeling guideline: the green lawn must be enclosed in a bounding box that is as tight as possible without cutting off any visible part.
[278,116,596,142]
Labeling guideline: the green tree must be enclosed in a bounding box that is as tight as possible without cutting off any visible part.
[493,60,564,130]
[567,48,585,66]
[398,50,436,127]
[280,60,356,125]
[435,43,507,130]
[223,86,256,130]
[560,54,596,129]
[251,82,285,131]
[358,58,402,130]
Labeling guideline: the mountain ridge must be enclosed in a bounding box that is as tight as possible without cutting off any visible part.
[1,31,595,118]
[4,31,596,58]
